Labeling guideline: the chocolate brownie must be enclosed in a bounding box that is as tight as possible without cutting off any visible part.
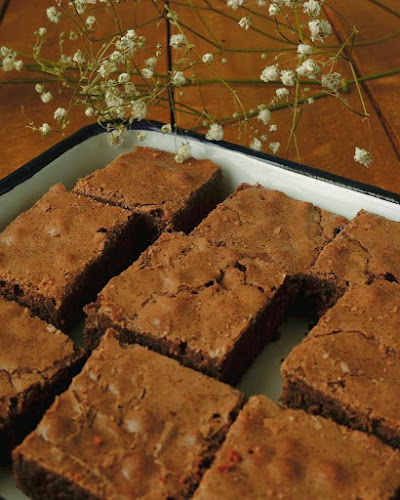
[193,395,400,499]
[73,146,222,236]
[84,232,291,384]
[0,297,84,463]
[13,330,244,500]
[0,183,147,329]
[281,279,400,448]
[192,184,347,288]
[307,210,400,314]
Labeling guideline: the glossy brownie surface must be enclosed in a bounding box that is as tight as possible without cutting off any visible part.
[0,297,82,457]
[193,184,348,276]
[84,232,288,382]
[194,395,400,500]
[74,146,222,232]
[281,279,400,447]
[13,331,243,499]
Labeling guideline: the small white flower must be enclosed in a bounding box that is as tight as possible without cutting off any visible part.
[109,128,124,146]
[257,108,271,125]
[39,123,51,137]
[161,123,172,134]
[69,0,87,14]
[85,107,94,117]
[46,6,61,23]
[296,58,321,79]
[35,83,44,94]
[85,15,97,30]
[141,67,154,79]
[297,43,313,57]
[206,124,224,141]
[116,36,136,55]
[171,71,186,87]
[269,124,277,132]
[354,147,372,167]
[126,29,137,40]
[131,100,147,121]
[307,97,315,104]
[169,34,187,49]
[125,81,137,94]
[269,142,280,154]
[59,54,72,66]
[109,51,123,63]
[321,72,342,91]
[136,131,146,141]
[303,0,321,17]
[257,0,267,5]
[202,53,214,64]
[41,91,53,104]
[280,69,296,86]
[54,107,67,121]
[146,57,157,68]
[73,49,86,65]
[238,16,251,30]
[260,64,279,82]
[250,137,262,151]
[13,60,23,71]
[69,30,78,40]
[174,142,192,163]
[308,19,332,42]
[227,0,245,9]
[2,54,15,72]
[269,4,280,15]
[118,72,130,84]
[38,27,47,36]
[276,87,289,99]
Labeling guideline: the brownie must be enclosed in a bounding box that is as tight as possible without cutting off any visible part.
[193,395,400,499]
[192,184,347,289]
[0,297,84,463]
[84,232,291,384]
[0,183,146,329]
[281,279,400,448]
[73,146,222,236]
[13,330,244,500]
[306,210,400,314]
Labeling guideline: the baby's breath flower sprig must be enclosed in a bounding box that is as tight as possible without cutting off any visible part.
[1,0,395,166]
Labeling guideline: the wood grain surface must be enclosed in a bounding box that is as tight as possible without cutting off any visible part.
[0,0,399,191]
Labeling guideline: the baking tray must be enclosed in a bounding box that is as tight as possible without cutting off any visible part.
[1,121,400,499]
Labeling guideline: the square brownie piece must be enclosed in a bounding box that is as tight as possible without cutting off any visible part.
[193,396,400,499]
[192,184,347,288]
[13,331,244,500]
[0,297,84,463]
[84,232,290,384]
[281,279,400,448]
[73,146,222,236]
[0,183,146,329]
[306,210,400,314]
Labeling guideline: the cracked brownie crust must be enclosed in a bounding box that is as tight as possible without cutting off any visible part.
[0,297,84,462]
[84,232,291,384]
[192,184,348,280]
[281,280,400,448]
[0,183,145,329]
[13,331,244,500]
[307,210,400,314]
[193,395,400,500]
[73,146,223,235]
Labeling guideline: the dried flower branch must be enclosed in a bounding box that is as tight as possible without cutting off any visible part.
[1,0,397,166]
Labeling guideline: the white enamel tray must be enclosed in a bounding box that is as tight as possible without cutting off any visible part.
[1,122,400,499]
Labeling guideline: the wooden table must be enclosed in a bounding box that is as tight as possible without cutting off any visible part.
[0,0,399,191]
